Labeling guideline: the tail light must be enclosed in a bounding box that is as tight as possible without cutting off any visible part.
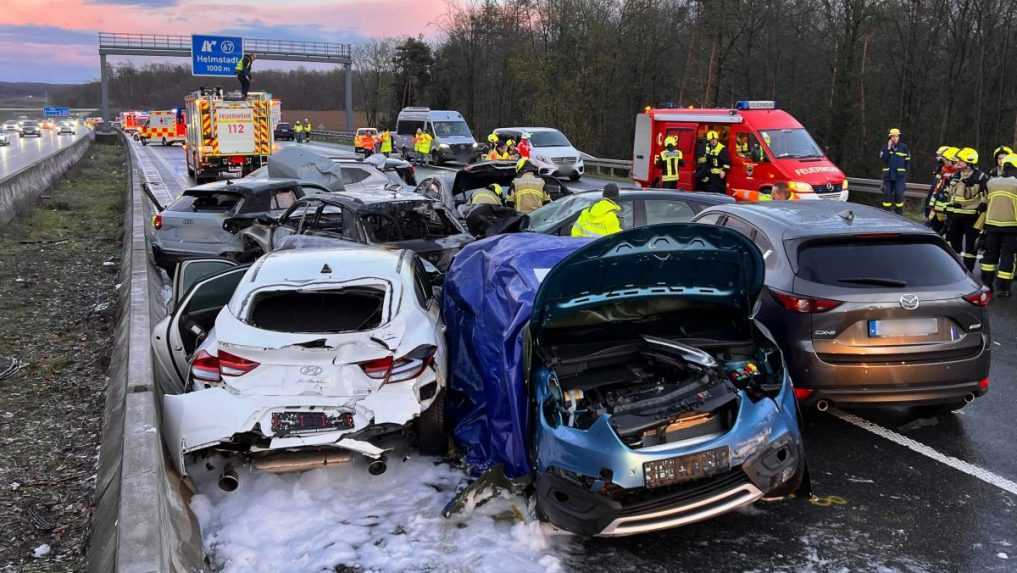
[359,345,436,384]
[793,388,814,400]
[152,213,163,230]
[190,350,221,383]
[770,289,843,313]
[218,350,260,377]
[979,377,990,392]
[963,288,991,307]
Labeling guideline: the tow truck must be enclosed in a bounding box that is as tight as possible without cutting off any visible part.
[139,108,186,146]
[632,101,848,201]
[184,89,274,183]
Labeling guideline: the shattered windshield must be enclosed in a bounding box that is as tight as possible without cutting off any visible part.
[433,121,472,138]
[760,128,824,159]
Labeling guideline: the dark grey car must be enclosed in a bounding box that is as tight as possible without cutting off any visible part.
[693,201,991,414]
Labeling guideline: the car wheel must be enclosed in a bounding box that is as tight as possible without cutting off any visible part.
[162,137,168,146]
[141,138,148,146]
[416,390,447,456]
[914,400,969,417]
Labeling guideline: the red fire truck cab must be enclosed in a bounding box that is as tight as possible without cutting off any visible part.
[632,101,848,201]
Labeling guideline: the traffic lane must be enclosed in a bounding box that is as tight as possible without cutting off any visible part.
[569,412,1015,572]
[844,297,1017,483]
[0,129,87,178]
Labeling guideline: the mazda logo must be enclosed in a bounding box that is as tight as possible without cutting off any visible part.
[899,295,920,310]
[299,366,323,376]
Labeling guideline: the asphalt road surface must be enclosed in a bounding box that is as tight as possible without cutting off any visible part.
[0,128,90,179]
[133,138,1017,571]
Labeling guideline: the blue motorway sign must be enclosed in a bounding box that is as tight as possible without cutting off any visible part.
[191,35,244,77]
[43,106,70,117]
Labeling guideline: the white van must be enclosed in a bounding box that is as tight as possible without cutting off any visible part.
[395,107,478,163]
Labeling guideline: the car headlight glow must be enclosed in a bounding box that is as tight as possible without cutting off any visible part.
[439,143,450,149]
[788,181,814,194]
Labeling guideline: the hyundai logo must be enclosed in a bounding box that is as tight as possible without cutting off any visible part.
[299,366,323,376]
[899,295,920,310]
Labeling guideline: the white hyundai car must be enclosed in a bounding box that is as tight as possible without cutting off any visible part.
[152,247,447,486]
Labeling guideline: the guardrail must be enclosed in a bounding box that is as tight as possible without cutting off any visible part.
[308,129,354,145]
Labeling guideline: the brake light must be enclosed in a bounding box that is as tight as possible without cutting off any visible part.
[793,388,814,400]
[218,350,260,376]
[979,377,990,392]
[963,288,991,307]
[152,213,163,230]
[359,346,436,384]
[770,289,843,313]
[190,350,221,383]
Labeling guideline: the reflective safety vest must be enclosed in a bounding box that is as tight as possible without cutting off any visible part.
[294,123,304,133]
[419,133,433,154]
[471,187,503,205]
[235,58,245,73]
[880,143,911,179]
[486,149,509,161]
[982,176,1017,228]
[510,173,549,214]
[571,199,622,238]
[705,143,730,175]
[656,149,683,182]
[380,131,392,153]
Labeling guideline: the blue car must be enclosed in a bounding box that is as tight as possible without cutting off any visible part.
[444,224,807,537]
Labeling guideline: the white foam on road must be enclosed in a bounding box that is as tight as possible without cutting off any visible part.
[830,409,1017,497]
[189,455,565,573]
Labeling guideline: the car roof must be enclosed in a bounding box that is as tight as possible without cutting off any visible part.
[569,188,734,206]
[248,247,405,287]
[185,178,301,195]
[302,190,435,207]
[496,127,562,134]
[701,200,935,240]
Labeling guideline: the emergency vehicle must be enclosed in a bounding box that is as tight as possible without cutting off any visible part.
[184,89,274,183]
[138,109,186,146]
[271,99,281,129]
[120,111,149,136]
[632,101,848,201]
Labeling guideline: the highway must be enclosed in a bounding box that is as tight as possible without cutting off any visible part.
[0,127,90,179]
[128,137,1017,572]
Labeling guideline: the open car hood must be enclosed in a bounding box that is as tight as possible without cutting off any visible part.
[531,224,764,339]
[268,147,345,192]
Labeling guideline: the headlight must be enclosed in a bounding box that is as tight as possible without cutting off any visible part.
[841,179,849,191]
[472,142,478,148]
[439,143,450,149]
[788,181,814,194]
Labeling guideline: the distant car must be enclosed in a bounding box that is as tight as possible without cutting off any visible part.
[693,201,991,414]
[153,247,448,481]
[3,121,19,133]
[237,191,473,270]
[58,122,75,135]
[149,178,330,274]
[0,133,9,146]
[273,122,294,141]
[354,128,379,154]
[494,127,585,181]
[19,121,41,137]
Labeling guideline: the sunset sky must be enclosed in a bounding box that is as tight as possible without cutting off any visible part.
[2,0,450,83]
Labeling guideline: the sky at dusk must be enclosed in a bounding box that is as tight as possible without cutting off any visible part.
[2,0,450,83]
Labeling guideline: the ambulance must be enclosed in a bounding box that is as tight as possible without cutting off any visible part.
[138,109,186,146]
[632,101,848,201]
[121,111,149,137]
[184,89,274,183]
[271,99,281,129]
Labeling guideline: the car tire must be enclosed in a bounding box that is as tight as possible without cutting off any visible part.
[162,137,168,146]
[914,400,969,417]
[141,138,148,146]
[416,389,447,456]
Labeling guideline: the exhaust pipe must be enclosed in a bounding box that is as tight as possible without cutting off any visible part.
[816,399,831,413]
[253,451,352,473]
[368,459,387,476]
[218,463,239,492]
[964,393,975,404]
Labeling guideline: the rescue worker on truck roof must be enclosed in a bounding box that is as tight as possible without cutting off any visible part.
[879,128,910,214]
[655,135,684,190]
[702,130,730,195]
[235,53,255,98]
[571,183,622,238]
[977,153,1017,297]
[946,147,989,272]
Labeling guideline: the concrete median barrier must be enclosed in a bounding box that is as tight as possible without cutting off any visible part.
[87,132,205,573]
[0,132,93,226]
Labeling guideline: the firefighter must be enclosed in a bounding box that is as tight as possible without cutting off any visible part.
[928,146,960,234]
[989,145,1014,177]
[702,130,730,194]
[235,53,255,97]
[925,145,951,218]
[505,139,517,159]
[509,159,550,214]
[946,147,989,272]
[379,129,393,156]
[486,141,509,161]
[471,183,504,206]
[654,136,684,189]
[977,153,1017,296]
[517,133,532,159]
[571,184,623,238]
[694,132,709,191]
[418,129,433,165]
[880,128,910,214]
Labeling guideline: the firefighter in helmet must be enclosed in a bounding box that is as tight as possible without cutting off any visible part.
[945,147,989,272]
[701,130,730,194]
[655,135,684,189]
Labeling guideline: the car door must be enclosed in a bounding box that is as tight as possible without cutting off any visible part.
[643,197,699,226]
[551,197,636,236]
[153,260,244,393]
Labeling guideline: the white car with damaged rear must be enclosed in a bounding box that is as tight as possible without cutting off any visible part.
[152,247,448,486]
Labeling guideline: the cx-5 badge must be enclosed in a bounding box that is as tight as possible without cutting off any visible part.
[899,294,920,310]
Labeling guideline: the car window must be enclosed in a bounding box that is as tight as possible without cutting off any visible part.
[342,167,371,185]
[247,287,386,333]
[397,120,424,136]
[617,200,635,230]
[170,192,243,213]
[530,130,571,148]
[309,204,344,236]
[797,239,968,288]
[753,231,778,271]
[271,190,297,210]
[412,258,432,308]
[527,194,598,231]
[281,200,320,231]
[644,199,696,225]
[363,203,459,242]
[695,213,724,225]
[722,215,754,238]
[433,121,472,138]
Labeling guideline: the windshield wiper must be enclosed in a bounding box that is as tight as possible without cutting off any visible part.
[836,277,908,287]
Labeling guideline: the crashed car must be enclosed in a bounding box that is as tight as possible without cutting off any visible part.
[443,224,807,536]
[152,248,447,482]
[149,178,331,274]
[237,191,473,270]
[252,147,417,190]
[414,159,569,217]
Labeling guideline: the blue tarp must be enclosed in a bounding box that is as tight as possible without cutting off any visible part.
[443,232,590,478]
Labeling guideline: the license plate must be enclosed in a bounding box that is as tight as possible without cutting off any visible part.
[644,447,731,489]
[271,411,354,435]
[868,318,939,338]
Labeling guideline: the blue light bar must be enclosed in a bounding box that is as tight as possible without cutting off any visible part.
[735,100,776,110]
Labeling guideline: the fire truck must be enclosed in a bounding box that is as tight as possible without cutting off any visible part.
[184,89,274,183]
[138,109,186,146]
[632,101,848,201]
[120,111,149,138]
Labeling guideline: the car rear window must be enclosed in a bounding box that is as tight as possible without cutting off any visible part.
[170,192,243,213]
[248,287,386,332]
[797,238,968,288]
